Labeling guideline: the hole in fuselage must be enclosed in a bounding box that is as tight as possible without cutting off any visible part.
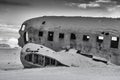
[24,54,68,67]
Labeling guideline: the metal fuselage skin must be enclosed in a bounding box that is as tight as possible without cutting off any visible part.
[18,16,120,66]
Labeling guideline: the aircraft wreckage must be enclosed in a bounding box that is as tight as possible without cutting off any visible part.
[18,16,120,68]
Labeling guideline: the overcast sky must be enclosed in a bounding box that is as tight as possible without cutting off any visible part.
[0,0,120,25]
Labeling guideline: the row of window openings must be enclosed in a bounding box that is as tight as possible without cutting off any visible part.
[39,31,76,41]
[38,31,119,42]
[22,25,119,48]
[22,25,116,42]
[37,31,89,41]
[27,31,119,48]
[96,36,119,48]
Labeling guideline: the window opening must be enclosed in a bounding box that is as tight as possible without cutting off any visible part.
[48,31,54,41]
[21,25,25,31]
[59,33,64,39]
[70,33,76,40]
[96,36,104,43]
[83,35,90,41]
[110,37,119,48]
[39,31,43,37]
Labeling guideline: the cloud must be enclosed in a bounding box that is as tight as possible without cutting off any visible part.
[0,37,19,48]
[112,0,120,5]
[65,0,120,18]
[66,2,100,8]
[75,2,100,8]
[65,1,101,9]
[96,0,111,3]
[0,0,30,6]
[7,37,18,48]
[61,0,96,4]
[0,24,19,32]
[65,0,120,11]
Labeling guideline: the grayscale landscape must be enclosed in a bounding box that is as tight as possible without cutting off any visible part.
[0,0,120,80]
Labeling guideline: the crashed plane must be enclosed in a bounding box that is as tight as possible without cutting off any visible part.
[18,16,120,68]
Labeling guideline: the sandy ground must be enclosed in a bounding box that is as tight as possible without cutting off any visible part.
[0,47,23,70]
[0,48,120,80]
[0,65,120,80]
